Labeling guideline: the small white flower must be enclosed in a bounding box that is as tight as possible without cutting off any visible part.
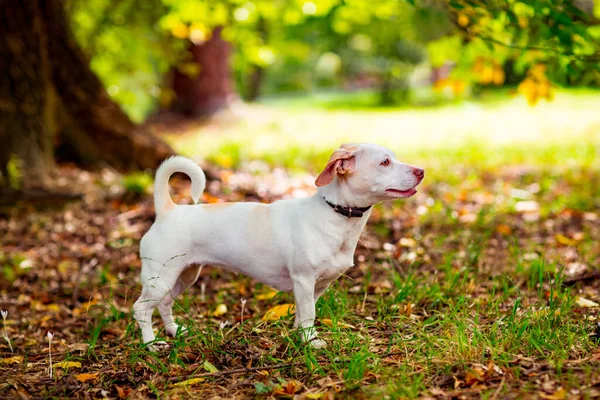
[1,310,7,320]
[240,298,247,325]
[219,321,228,330]
[47,331,54,378]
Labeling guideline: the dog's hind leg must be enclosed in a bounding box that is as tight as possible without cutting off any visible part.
[133,260,182,350]
[157,264,202,337]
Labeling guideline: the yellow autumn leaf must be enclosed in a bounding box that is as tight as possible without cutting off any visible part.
[46,304,61,313]
[458,13,469,27]
[540,388,567,400]
[555,234,576,246]
[492,66,505,85]
[1,355,23,365]
[256,288,279,300]
[262,304,295,321]
[55,361,82,369]
[451,79,466,95]
[173,377,205,387]
[305,393,326,399]
[171,22,189,39]
[518,78,539,106]
[75,372,99,382]
[212,304,228,317]
[321,319,356,329]
[480,65,494,84]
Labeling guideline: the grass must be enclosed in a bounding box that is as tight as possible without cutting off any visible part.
[1,89,600,398]
[167,88,600,174]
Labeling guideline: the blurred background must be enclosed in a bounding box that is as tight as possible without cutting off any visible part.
[2,2,600,397]
[1,0,599,188]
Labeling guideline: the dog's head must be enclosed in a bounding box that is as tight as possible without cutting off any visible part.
[315,143,424,204]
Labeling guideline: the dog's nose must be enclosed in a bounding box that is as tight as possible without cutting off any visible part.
[413,168,425,180]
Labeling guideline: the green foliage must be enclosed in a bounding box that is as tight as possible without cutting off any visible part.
[67,0,600,119]
[122,172,153,195]
[439,0,600,103]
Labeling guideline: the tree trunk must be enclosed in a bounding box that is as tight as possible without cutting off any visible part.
[244,17,267,102]
[245,66,265,102]
[0,0,173,188]
[171,26,235,116]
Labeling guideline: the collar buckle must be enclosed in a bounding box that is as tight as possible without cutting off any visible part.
[323,197,371,218]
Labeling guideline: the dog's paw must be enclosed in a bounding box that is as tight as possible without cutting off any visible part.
[166,324,189,337]
[310,338,327,349]
[147,341,170,352]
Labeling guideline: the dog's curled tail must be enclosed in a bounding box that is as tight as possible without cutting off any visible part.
[154,156,206,217]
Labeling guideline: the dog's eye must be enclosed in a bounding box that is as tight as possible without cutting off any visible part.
[380,159,390,166]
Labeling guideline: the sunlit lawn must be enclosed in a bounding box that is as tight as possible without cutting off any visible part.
[168,88,600,175]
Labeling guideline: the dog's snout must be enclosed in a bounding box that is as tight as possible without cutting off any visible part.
[412,168,425,180]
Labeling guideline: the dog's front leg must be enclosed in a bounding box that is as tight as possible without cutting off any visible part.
[292,277,326,349]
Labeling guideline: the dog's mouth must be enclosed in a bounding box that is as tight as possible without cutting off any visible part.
[385,188,417,198]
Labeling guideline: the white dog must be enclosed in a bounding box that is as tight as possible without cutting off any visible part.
[133,143,424,350]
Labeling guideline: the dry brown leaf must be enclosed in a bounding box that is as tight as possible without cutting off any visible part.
[115,385,132,399]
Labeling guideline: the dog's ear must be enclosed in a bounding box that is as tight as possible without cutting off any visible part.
[315,149,356,187]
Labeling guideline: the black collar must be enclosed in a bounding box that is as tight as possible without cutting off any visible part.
[323,197,372,218]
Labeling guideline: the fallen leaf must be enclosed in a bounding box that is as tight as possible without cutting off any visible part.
[321,318,334,327]
[262,304,295,321]
[55,361,82,369]
[464,370,483,386]
[256,288,279,300]
[203,360,219,373]
[540,388,567,400]
[68,343,90,353]
[273,380,303,395]
[576,297,599,308]
[453,376,463,389]
[173,377,205,387]
[115,385,132,399]
[555,234,576,246]
[212,304,228,317]
[320,319,356,329]
[1,355,23,365]
[399,237,416,247]
[75,372,99,382]
[497,224,512,235]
